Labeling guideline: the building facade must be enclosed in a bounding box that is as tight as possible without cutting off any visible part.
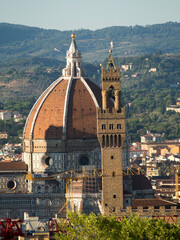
[97,47,128,215]
[0,111,12,120]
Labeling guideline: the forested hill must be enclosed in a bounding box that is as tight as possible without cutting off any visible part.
[0,52,179,142]
[0,22,180,63]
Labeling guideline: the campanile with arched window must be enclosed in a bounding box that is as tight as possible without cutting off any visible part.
[97,43,126,215]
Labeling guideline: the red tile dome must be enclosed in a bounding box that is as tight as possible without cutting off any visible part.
[24,77,102,140]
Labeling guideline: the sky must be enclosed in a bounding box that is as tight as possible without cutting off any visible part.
[0,0,180,31]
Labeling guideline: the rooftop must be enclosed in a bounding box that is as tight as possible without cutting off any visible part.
[0,161,27,171]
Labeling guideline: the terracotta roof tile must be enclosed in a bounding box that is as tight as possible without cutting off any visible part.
[67,78,101,139]
[132,198,177,208]
[0,161,27,171]
[24,88,49,139]
[33,79,68,139]
[24,77,102,140]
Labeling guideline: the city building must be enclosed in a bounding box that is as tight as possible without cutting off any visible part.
[0,132,8,139]
[148,68,157,72]
[130,145,144,159]
[121,64,132,71]
[141,141,180,157]
[140,131,163,143]
[166,98,180,113]
[0,111,12,120]
[152,176,180,200]
[146,163,161,177]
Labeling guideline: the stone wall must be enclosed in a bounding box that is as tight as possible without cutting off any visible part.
[108,206,180,218]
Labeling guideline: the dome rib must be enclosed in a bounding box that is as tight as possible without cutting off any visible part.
[62,77,73,139]
[23,88,49,139]
[30,78,64,139]
[25,77,64,139]
[80,77,99,108]
[32,78,69,139]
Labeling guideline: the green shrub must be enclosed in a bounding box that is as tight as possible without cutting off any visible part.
[55,213,180,240]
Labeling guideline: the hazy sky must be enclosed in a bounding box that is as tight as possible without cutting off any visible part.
[0,0,180,31]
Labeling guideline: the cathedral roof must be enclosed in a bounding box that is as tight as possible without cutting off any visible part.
[24,77,101,140]
[132,198,177,208]
[0,161,27,172]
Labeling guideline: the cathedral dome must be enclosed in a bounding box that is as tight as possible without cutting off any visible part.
[24,77,102,140]
[23,35,102,142]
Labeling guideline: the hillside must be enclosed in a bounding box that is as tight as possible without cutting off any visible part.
[0,53,179,142]
[0,22,180,63]
[116,53,180,141]
[0,57,100,101]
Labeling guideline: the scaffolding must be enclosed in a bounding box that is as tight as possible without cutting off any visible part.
[29,165,180,216]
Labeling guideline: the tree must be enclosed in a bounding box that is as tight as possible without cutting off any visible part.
[55,213,180,240]
[160,102,166,115]
[14,147,22,154]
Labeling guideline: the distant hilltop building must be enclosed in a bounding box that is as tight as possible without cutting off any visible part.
[166,98,180,113]
[0,132,8,139]
[0,110,12,120]
[177,97,180,106]
[121,64,132,71]
[141,131,164,143]
[0,110,21,121]
[149,68,157,73]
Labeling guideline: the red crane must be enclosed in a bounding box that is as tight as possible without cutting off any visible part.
[0,218,24,239]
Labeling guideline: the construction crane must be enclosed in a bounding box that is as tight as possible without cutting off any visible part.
[29,169,99,216]
[0,218,24,238]
[175,166,179,200]
[28,167,143,216]
[27,165,180,216]
[0,217,61,238]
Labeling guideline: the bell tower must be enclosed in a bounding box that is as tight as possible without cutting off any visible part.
[97,43,126,215]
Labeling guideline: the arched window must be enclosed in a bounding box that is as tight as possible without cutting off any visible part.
[108,85,115,100]
[106,135,109,147]
[110,135,113,147]
[102,135,105,148]
[118,135,121,147]
[114,135,117,147]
